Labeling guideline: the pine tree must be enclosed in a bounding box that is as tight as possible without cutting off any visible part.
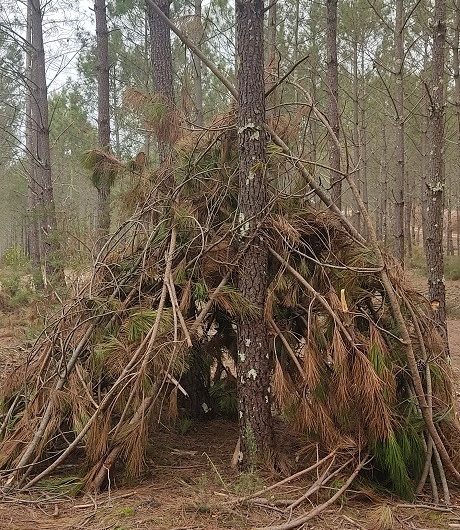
[235,0,274,468]
[326,0,341,208]
[94,0,111,247]
[423,0,448,343]
[29,0,61,282]
[147,0,175,165]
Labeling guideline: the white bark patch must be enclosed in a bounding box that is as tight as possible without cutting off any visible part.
[238,351,246,362]
[247,368,257,380]
[240,375,245,384]
[238,451,244,462]
[265,395,269,404]
[238,212,250,237]
[237,122,255,134]
[245,338,251,347]
[245,169,256,185]
[237,123,260,141]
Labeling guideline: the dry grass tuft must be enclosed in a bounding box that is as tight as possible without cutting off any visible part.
[367,504,394,530]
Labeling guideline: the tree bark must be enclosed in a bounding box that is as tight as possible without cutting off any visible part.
[453,2,460,257]
[405,170,413,258]
[457,199,460,256]
[235,0,274,469]
[447,194,454,256]
[379,126,388,246]
[360,46,368,238]
[95,0,111,247]
[393,0,405,264]
[147,0,175,165]
[352,39,361,232]
[30,0,61,283]
[25,1,41,279]
[423,0,448,342]
[193,0,204,127]
[326,0,341,208]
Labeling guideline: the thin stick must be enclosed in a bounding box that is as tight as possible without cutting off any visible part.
[20,231,178,490]
[417,436,434,495]
[395,503,453,512]
[258,455,370,530]
[167,273,192,347]
[433,443,451,505]
[285,457,354,512]
[269,319,304,375]
[230,451,336,505]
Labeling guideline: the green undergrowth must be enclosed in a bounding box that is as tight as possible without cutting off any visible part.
[0,247,39,310]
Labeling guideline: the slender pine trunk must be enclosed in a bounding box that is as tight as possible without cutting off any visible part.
[423,0,448,342]
[30,0,61,283]
[95,0,111,247]
[326,0,341,208]
[147,0,175,165]
[235,0,274,469]
[25,1,42,280]
[193,0,204,127]
[393,0,405,264]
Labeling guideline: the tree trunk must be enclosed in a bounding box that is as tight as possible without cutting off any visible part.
[294,0,300,98]
[25,1,41,279]
[193,0,204,127]
[380,126,389,246]
[144,10,152,159]
[266,0,277,96]
[352,39,361,232]
[405,170,413,258]
[326,0,341,208]
[235,0,274,469]
[30,0,61,283]
[360,46,368,238]
[147,0,175,165]
[393,0,405,264]
[453,3,460,257]
[411,202,417,247]
[447,194,454,256]
[95,0,111,247]
[423,0,448,342]
[457,199,460,256]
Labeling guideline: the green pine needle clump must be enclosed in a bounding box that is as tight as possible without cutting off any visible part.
[371,434,415,499]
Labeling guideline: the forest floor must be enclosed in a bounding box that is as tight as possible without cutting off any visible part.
[1,273,460,529]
